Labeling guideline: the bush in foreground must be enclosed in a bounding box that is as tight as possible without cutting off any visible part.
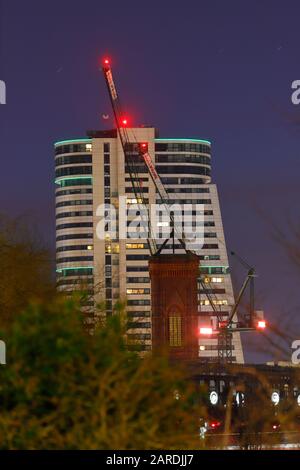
[0,298,205,449]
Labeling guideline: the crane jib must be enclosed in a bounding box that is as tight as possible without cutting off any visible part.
[142,152,159,180]
[142,151,169,200]
[105,69,118,101]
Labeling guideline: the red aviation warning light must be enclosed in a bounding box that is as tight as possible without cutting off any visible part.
[121,118,128,126]
[199,316,213,335]
[210,420,221,429]
[257,320,266,330]
[103,58,110,67]
[139,142,148,153]
[253,310,266,331]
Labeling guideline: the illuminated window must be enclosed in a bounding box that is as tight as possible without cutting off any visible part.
[169,315,182,347]
[87,245,93,250]
[212,277,223,283]
[126,288,150,295]
[204,276,223,284]
[157,222,169,227]
[200,299,228,306]
[105,242,119,254]
[126,198,144,204]
[86,144,92,151]
[126,243,146,249]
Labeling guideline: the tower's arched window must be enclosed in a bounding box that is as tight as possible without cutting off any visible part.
[168,311,182,347]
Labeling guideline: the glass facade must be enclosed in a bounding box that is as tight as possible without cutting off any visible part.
[55,140,94,307]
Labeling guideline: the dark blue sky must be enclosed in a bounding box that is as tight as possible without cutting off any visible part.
[0,0,299,362]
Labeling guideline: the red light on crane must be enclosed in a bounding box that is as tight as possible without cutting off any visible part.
[210,421,221,429]
[257,320,266,330]
[121,118,128,126]
[139,142,148,152]
[200,327,213,336]
[103,58,110,66]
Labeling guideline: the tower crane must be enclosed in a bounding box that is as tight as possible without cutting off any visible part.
[102,58,187,255]
[200,253,266,363]
[101,57,266,364]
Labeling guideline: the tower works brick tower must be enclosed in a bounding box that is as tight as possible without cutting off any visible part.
[149,253,200,360]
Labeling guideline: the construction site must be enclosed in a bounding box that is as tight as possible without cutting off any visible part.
[53,57,300,448]
[100,57,267,362]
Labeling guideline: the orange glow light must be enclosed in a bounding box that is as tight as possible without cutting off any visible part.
[200,327,213,335]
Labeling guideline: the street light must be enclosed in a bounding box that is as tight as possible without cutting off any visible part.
[271,391,280,406]
[209,391,219,405]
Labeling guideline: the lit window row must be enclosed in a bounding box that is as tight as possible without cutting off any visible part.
[56,245,93,253]
[204,277,224,283]
[200,299,228,306]
[126,243,147,249]
[105,244,120,254]
[55,142,92,155]
[126,198,144,204]
[126,288,150,295]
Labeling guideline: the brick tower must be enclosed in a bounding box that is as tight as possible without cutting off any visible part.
[149,253,200,360]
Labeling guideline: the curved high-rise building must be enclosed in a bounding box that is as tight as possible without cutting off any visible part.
[54,128,244,362]
[55,138,95,323]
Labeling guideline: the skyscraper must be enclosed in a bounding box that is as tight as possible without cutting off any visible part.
[55,127,244,362]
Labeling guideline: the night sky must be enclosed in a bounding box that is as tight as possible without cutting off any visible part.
[0,0,299,362]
